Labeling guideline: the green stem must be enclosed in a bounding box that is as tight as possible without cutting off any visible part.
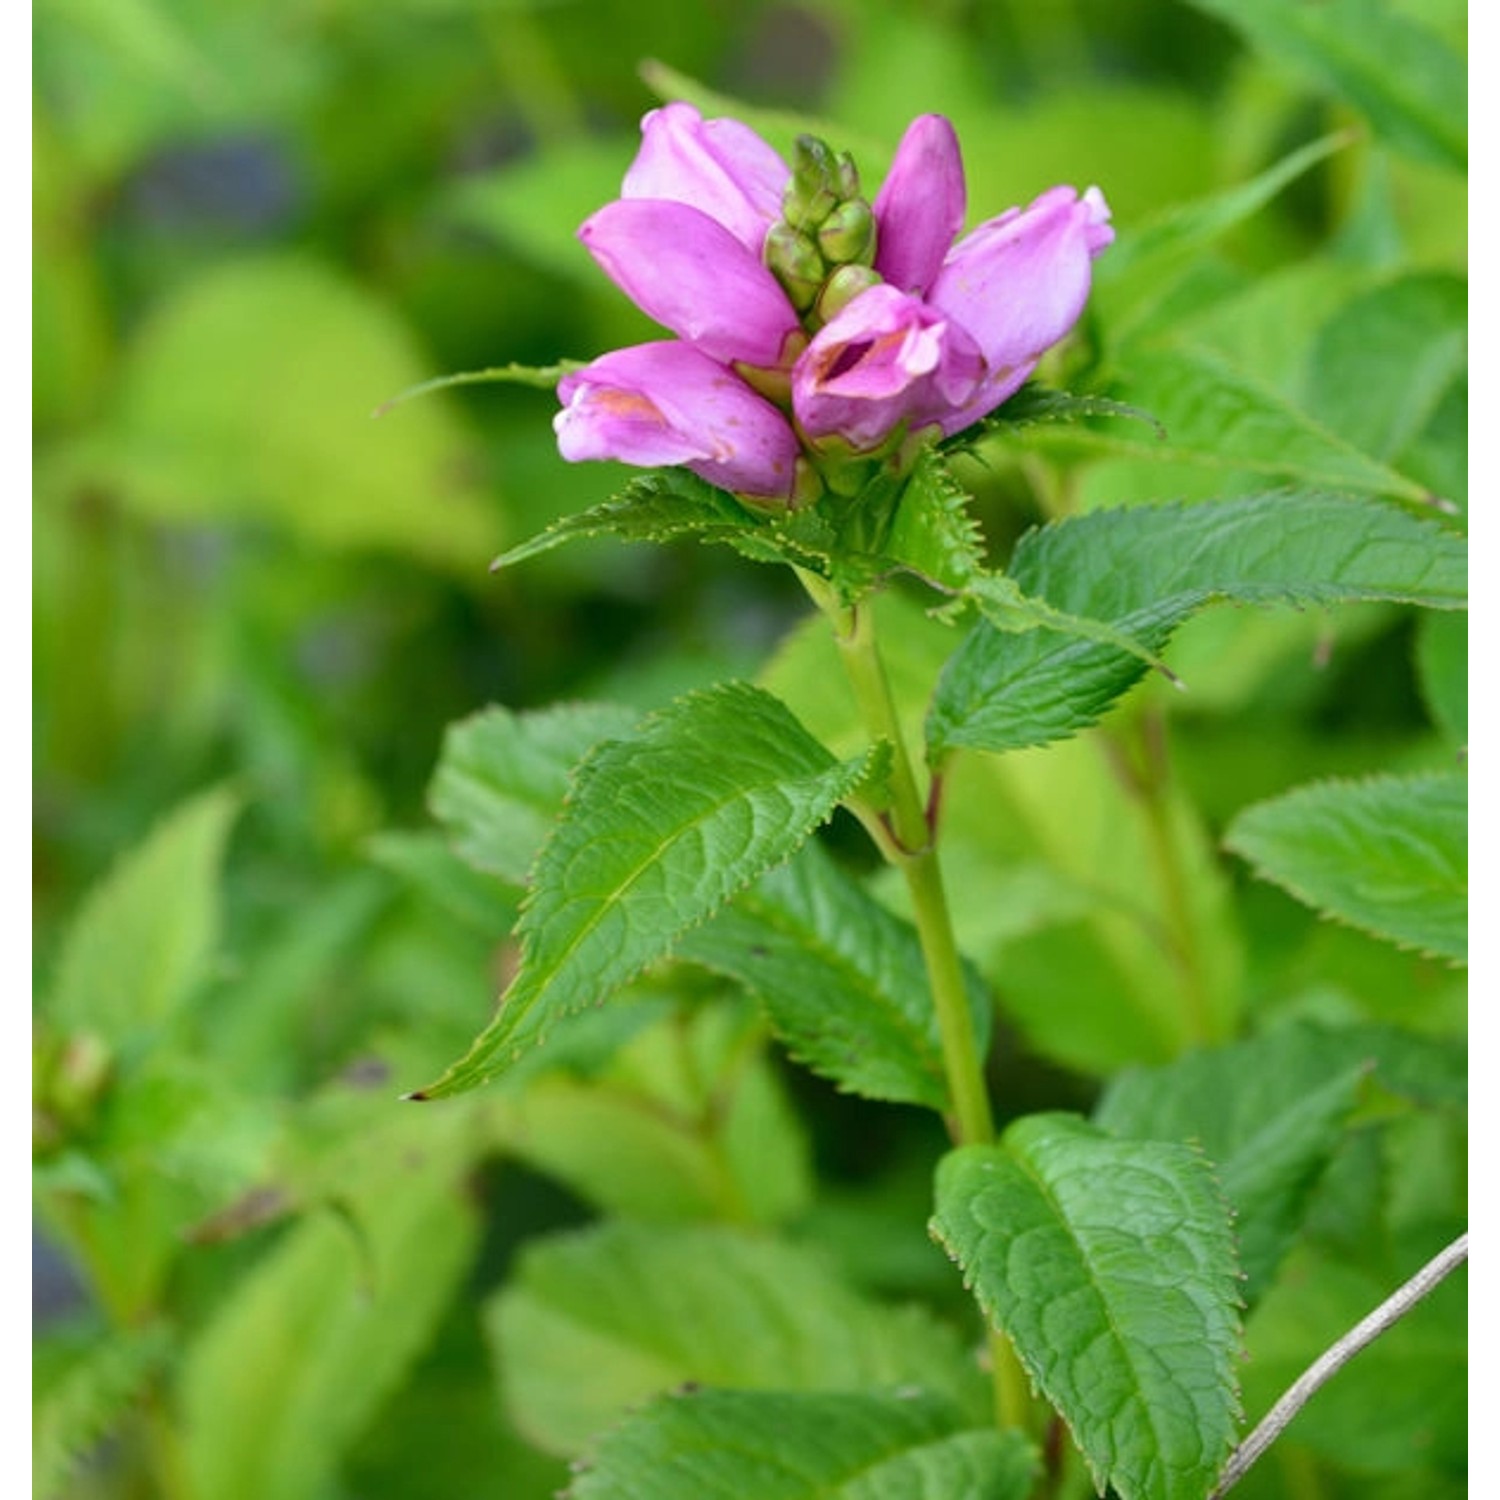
[800,575,1036,1430]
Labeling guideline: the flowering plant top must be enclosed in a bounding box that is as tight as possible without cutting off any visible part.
[554,104,1113,506]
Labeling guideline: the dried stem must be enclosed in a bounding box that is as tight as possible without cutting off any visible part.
[1209,1232,1468,1498]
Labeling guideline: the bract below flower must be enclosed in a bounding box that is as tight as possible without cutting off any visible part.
[554,342,800,499]
[792,284,985,452]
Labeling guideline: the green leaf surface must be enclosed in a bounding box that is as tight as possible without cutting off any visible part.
[678,840,991,1112]
[1415,612,1467,746]
[490,469,776,572]
[1039,347,1427,500]
[414,684,882,1097]
[1303,274,1466,467]
[489,1221,986,1457]
[180,1107,483,1500]
[47,787,239,1043]
[1177,0,1466,168]
[932,1115,1242,1500]
[567,1388,1037,1500]
[929,493,1467,756]
[1225,772,1466,963]
[1094,1024,1370,1303]
[33,1324,173,1500]
[429,701,640,884]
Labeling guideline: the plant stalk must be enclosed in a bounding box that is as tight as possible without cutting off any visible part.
[800,575,1034,1430]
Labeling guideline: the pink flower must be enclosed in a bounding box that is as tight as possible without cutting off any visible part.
[556,105,1114,496]
[793,283,985,450]
[554,342,800,500]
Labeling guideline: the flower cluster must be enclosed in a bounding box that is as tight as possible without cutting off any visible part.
[554,104,1113,505]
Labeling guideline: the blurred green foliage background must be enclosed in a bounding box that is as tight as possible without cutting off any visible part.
[34,1,1465,1497]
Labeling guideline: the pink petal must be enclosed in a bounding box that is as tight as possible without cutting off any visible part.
[792,284,985,451]
[579,199,801,367]
[928,184,1113,427]
[623,102,788,253]
[872,115,967,296]
[554,341,799,498]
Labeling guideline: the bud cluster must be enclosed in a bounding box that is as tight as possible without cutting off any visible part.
[764,136,880,324]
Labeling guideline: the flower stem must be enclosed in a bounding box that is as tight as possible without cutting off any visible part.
[798,576,1034,1431]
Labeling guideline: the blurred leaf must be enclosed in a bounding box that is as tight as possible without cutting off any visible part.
[1303,273,1466,467]
[568,1388,1038,1500]
[929,493,1468,756]
[445,135,639,283]
[494,1001,812,1226]
[180,1106,483,1500]
[488,1220,986,1456]
[1098,132,1352,341]
[1415,612,1467,747]
[1177,0,1466,168]
[1094,1024,1369,1303]
[47,786,240,1043]
[932,1115,1241,1500]
[1226,772,1466,963]
[75,256,499,568]
[367,830,518,936]
[678,840,991,1112]
[414,684,884,1098]
[1041,346,1429,501]
[1242,1244,1466,1475]
[33,1323,173,1500]
[429,701,639,884]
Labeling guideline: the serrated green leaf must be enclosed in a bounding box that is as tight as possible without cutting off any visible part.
[1032,347,1428,501]
[429,701,640,883]
[414,684,882,1097]
[1176,0,1466,168]
[932,1115,1242,1500]
[677,840,991,1112]
[952,384,1166,447]
[1415,612,1467,746]
[1225,773,1466,963]
[929,493,1468,756]
[180,1107,483,1500]
[1095,1024,1370,1303]
[880,446,987,592]
[33,1324,173,1500]
[47,787,240,1043]
[490,469,770,571]
[568,1388,1037,1500]
[1303,274,1466,467]
[488,1221,987,1456]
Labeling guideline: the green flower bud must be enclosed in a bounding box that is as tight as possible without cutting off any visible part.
[763,222,826,312]
[818,201,876,267]
[783,135,842,229]
[835,151,861,202]
[815,263,883,324]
